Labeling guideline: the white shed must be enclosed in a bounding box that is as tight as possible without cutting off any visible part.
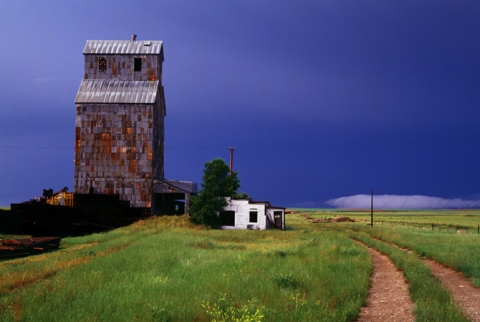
[220,197,285,230]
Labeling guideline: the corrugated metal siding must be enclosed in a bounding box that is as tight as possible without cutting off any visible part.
[83,40,163,55]
[75,79,159,104]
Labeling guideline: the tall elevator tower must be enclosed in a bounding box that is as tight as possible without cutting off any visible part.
[74,37,166,210]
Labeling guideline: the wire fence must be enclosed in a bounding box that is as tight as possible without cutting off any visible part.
[357,219,480,234]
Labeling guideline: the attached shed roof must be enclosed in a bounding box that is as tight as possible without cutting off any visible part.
[75,79,159,104]
[153,179,198,194]
[83,40,163,56]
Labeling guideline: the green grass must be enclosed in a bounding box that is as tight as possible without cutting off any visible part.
[346,229,469,322]
[342,222,480,287]
[0,215,372,321]
[4,211,479,321]
[301,211,480,321]
[308,209,480,227]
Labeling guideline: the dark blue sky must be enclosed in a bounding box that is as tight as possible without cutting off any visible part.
[1,1,479,208]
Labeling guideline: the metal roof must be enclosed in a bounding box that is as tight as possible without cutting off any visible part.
[75,79,159,104]
[83,40,163,55]
[154,179,198,194]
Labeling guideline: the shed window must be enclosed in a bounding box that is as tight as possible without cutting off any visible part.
[99,57,107,72]
[249,211,258,223]
[220,211,235,226]
[134,58,142,71]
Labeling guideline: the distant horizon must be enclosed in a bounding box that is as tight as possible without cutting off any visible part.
[4,193,480,211]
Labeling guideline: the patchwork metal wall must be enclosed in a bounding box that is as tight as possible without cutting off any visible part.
[74,39,165,209]
[83,54,162,81]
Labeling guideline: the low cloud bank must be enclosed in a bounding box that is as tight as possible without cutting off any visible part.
[326,194,480,209]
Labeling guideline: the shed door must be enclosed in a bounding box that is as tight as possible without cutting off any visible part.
[274,211,283,229]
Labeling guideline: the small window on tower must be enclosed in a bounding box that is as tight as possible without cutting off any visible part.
[134,58,142,71]
[99,57,107,72]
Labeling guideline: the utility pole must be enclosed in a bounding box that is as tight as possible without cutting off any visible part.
[371,190,374,226]
[228,147,235,176]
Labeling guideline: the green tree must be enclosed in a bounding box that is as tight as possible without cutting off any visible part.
[189,158,242,228]
[42,188,54,203]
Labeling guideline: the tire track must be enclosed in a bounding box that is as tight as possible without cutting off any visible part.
[424,259,480,321]
[372,237,480,321]
[354,241,414,322]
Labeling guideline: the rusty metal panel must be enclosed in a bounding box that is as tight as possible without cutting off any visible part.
[75,80,159,104]
[74,103,162,208]
[83,53,161,82]
[83,40,163,55]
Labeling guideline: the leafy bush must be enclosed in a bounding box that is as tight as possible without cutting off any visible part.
[202,294,265,322]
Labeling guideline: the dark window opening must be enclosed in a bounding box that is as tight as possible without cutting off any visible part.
[134,58,142,71]
[249,211,258,223]
[99,57,107,72]
[274,211,283,229]
[220,211,235,226]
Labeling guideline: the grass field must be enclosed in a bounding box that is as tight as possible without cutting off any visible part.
[1,210,480,321]
[342,221,480,287]
[0,215,371,321]
[307,209,480,287]
[306,209,480,232]
[347,230,469,321]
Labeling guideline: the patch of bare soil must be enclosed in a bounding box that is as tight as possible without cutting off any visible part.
[355,242,414,322]
[301,214,356,223]
[424,259,480,321]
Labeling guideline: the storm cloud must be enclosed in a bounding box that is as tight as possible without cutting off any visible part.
[326,195,480,209]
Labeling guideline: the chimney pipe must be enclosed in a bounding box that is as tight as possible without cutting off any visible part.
[131,34,137,41]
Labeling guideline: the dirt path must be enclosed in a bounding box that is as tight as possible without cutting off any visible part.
[424,259,480,321]
[373,237,480,321]
[355,242,414,322]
